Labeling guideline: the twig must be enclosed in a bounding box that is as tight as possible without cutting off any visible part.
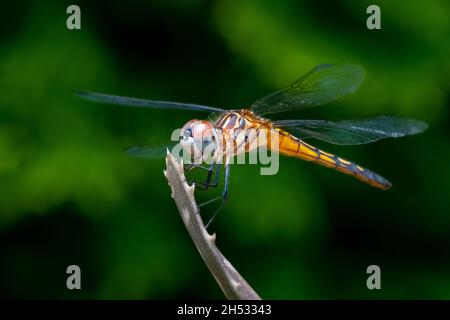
[164,151,261,300]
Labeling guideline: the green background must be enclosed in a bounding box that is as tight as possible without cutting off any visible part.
[0,0,449,299]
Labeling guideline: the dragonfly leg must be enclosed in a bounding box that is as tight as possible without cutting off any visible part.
[184,164,195,173]
[199,195,222,208]
[205,205,224,229]
[185,163,221,191]
[209,163,222,188]
[222,164,230,201]
[204,164,230,229]
[184,163,208,174]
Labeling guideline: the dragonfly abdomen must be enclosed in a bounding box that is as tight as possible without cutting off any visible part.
[274,129,392,190]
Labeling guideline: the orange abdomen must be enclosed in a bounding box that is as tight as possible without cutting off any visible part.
[271,129,392,190]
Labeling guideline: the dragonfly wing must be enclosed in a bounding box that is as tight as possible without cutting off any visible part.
[250,64,365,115]
[274,116,428,145]
[75,91,225,113]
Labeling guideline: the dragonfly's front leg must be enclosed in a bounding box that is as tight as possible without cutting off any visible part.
[203,164,230,229]
[184,163,221,191]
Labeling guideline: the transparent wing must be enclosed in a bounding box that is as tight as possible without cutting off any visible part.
[274,116,428,145]
[75,91,225,113]
[250,64,365,115]
[126,141,181,158]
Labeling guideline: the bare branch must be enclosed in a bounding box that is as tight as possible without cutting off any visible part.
[164,151,261,300]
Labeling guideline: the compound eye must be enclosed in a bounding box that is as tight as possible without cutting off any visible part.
[181,128,193,141]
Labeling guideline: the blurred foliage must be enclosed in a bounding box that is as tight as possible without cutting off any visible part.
[0,0,449,299]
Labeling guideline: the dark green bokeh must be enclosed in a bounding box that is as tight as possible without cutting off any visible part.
[0,0,449,299]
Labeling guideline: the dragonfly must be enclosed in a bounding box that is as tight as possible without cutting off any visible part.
[76,64,427,209]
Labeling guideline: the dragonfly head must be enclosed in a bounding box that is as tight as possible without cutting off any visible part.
[180,120,219,163]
